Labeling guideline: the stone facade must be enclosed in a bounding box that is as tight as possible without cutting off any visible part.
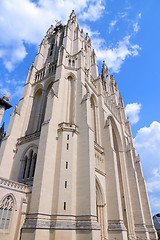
[0,11,157,240]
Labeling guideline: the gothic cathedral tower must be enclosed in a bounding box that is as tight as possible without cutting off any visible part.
[0,11,157,240]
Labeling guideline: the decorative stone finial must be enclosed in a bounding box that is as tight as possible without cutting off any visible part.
[102,61,108,75]
[69,10,76,21]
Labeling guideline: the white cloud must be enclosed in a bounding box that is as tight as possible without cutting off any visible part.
[0,0,140,74]
[133,12,141,33]
[93,35,140,73]
[133,22,140,33]
[12,86,24,98]
[80,24,100,37]
[108,11,127,33]
[134,121,160,150]
[0,0,105,71]
[149,196,160,214]
[125,102,142,124]
[3,42,28,72]
[0,76,25,99]
[109,19,118,33]
[0,87,12,99]
[0,0,140,75]
[79,0,105,22]
[147,168,160,193]
[134,121,160,214]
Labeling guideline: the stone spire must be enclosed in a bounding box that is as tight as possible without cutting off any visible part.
[69,10,77,22]
[101,60,109,91]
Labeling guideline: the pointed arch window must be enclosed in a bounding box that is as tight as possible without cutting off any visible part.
[72,60,75,67]
[68,59,71,66]
[66,75,75,123]
[68,59,76,67]
[27,88,43,134]
[90,96,97,142]
[49,38,55,57]
[21,148,37,184]
[41,82,53,124]
[0,195,14,230]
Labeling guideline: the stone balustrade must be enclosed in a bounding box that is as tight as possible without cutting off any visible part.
[35,62,57,82]
[0,177,31,193]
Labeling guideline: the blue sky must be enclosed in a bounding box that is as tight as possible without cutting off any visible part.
[0,0,160,215]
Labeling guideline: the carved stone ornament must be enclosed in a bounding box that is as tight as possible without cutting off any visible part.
[0,195,14,210]
[45,25,55,39]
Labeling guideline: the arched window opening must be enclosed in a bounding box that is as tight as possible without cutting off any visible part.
[26,150,33,178]
[31,153,37,178]
[21,148,37,184]
[68,59,71,66]
[27,88,43,135]
[0,195,14,230]
[66,75,75,123]
[22,156,28,179]
[72,60,75,67]
[68,59,75,67]
[49,43,54,56]
[90,96,97,142]
[49,38,55,58]
[41,82,53,124]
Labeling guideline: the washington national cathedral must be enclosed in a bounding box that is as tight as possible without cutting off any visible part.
[0,11,158,240]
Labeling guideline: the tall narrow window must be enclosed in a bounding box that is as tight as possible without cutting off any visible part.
[21,148,37,184]
[65,181,67,188]
[27,88,43,134]
[66,75,75,124]
[90,96,97,142]
[72,60,75,67]
[68,59,71,66]
[0,195,14,230]
[66,162,68,169]
[31,153,37,178]
[67,134,69,140]
[26,150,33,178]
[22,156,28,179]
[41,82,53,125]
[64,202,66,210]
[50,43,54,56]
[67,143,69,150]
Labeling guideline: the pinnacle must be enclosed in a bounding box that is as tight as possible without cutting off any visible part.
[69,10,76,20]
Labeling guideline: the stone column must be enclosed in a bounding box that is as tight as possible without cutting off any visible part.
[126,145,150,239]
[118,149,136,240]
[104,118,127,240]
[135,156,158,240]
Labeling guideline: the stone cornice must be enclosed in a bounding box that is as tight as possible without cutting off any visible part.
[57,122,79,134]
[17,131,41,145]
[0,177,31,194]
